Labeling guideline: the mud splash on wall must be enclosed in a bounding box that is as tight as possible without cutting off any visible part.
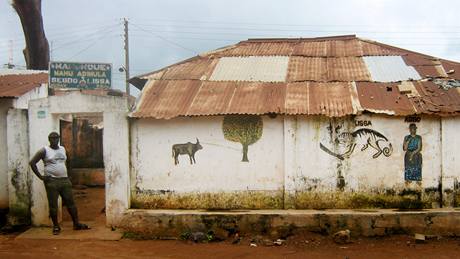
[291,189,439,210]
[131,190,283,210]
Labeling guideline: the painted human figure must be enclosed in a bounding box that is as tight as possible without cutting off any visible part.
[403,123,422,182]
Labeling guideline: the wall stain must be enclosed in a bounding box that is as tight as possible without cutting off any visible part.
[132,190,283,210]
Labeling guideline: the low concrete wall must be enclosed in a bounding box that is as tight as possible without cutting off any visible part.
[120,209,460,238]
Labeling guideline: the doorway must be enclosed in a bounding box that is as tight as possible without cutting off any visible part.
[59,114,105,224]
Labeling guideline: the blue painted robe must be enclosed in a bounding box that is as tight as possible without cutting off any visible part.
[404,135,422,181]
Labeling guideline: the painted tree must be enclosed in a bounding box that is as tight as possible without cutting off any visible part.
[12,0,50,70]
[222,115,263,162]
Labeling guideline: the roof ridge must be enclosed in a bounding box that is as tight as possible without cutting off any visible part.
[244,35,357,42]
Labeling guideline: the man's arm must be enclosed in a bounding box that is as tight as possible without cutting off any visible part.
[29,148,46,181]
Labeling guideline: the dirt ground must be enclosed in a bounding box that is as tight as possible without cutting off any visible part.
[1,233,460,259]
[1,187,460,259]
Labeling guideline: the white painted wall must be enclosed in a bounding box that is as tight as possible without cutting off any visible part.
[28,92,128,226]
[104,112,129,226]
[13,84,48,109]
[7,109,30,225]
[131,116,284,193]
[441,117,460,200]
[0,99,13,209]
[132,114,456,208]
[292,114,441,192]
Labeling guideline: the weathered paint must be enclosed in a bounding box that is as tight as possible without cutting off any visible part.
[6,109,30,225]
[130,114,459,210]
[104,111,130,226]
[130,115,285,209]
[441,117,460,207]
[12,83,47,109]
[0,99,13,209]
[28,92,128,226]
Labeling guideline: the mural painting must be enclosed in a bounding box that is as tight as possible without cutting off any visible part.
[320,120,393,160]
[403,123,422,182]
[172,138,203,165]
[222,115,263,162]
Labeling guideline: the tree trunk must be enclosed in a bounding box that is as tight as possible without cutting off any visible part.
[241,144,249,162]
[12,0,49,70]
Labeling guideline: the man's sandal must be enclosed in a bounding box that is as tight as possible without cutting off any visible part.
[73,223,90,230]
[52,225,61,235]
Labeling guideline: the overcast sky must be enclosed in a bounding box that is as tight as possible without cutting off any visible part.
[1,0,460,95]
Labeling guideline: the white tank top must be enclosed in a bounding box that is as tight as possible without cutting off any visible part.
[43,145,68,178]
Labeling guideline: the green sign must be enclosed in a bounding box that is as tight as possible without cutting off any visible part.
[49,61,112,89]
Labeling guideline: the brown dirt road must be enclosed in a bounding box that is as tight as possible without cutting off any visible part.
[1,232,460,259]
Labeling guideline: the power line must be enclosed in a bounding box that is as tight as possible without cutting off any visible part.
[130,22,198,54]
[64,34,118,60]
[134,18,460,29]
[52,29,120,52]
[133,22,460,34]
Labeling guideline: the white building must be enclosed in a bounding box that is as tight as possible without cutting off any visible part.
[127,35,460,212]
[0,70,48,224]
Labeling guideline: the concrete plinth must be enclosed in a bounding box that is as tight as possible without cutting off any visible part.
[119,209,460,238]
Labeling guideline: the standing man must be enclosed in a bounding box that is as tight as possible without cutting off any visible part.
[29,131,89,235]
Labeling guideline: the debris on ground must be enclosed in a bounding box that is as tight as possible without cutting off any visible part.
[250,243,257,247]
[231,233,241,244]
[273,239,285,246]
[332,230,351,244]
[414,233,426,244]
[191,232,207,243]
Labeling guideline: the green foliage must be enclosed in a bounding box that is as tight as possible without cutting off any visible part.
[222,115,263,161]
[222,115,263,145]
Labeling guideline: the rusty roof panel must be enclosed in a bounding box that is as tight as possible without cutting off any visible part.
[327,39,364,57]
[209,56,289,82]
[327,57,371,81]
[0,73,48,98]
[132,80,202,119]
[412,81,460,114]
[217,42,295,56]
[186,81,236,116]
[287,57,370,82]
[292,41,327,56]
[162,58,217,80]
[285,82,310,114]
[360,40,402,56]
[292,39,362,57]
[227,83,284,114]
[356,82,415,115]
[402,54,438,66]
[287,57,327,81]
[308,82,355,116]
[413,65,447,78]
[440,60,460,80]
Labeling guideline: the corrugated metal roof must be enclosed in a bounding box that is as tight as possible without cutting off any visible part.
[216,41,295,56]
[131,80,357,118]
[209,56,289,82]
[307,82,355,116]
[0,72,48,98]
[131,35,460,118]
[363,56,422,82]
[286,57,371,82]
[291,39,366,57]
[440,60,460,80]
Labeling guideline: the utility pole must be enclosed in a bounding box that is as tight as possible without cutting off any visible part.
[123,18,130,97]
[6,40,14,69]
